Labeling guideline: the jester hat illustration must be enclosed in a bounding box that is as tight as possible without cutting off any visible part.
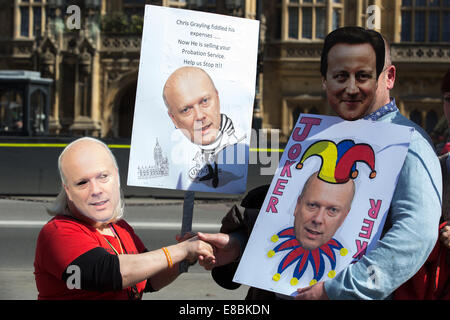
[295,139,376,184]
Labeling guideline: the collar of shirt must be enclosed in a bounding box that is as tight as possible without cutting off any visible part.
[363,98,398,121]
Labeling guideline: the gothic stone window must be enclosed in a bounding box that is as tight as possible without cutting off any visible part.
[409,108,439,133]
[123,1,189,15]
[17,0,46,38]
[293,106,319,123]
[123,0,146,16]
[285,0,343,40]
[401,0,450,42]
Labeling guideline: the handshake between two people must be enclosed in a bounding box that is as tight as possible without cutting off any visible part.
[176,231,330,300]
[176,232,240,270]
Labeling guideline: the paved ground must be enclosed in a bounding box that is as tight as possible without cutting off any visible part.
[0,268,249,300]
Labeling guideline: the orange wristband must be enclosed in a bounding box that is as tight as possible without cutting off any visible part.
[162,247,173,268]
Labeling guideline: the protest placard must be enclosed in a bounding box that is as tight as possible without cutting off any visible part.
[233,114,412,297]
[127,5,259,194]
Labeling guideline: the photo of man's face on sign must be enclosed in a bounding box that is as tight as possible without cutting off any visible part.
[127,6,259,194]
[293,171,355,251]
[162,67,246,188]
[163,66,222,147]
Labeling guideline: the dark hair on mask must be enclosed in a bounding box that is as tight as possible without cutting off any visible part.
[320,26,385,79]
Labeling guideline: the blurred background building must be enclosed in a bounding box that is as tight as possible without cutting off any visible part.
[0,0,449,143]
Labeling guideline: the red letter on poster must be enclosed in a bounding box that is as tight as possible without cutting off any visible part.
[353,240,368,260]
[273,179,288,196]
[280,160,295,178]
[292,117,322,142]
[368,199,382,219]
[266,196,279,213]
[359,219,375,239]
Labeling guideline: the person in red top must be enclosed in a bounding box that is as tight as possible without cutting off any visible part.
[34,137,215,299]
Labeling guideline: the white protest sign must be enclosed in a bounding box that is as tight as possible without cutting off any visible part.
[127,5,259,194]
[233,114,412,297]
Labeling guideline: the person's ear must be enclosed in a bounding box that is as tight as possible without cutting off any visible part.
[386,65,396,90]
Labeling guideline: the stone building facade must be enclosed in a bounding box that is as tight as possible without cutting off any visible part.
[262,0,450,141]
[0,0,448,142]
